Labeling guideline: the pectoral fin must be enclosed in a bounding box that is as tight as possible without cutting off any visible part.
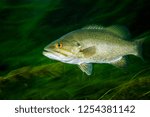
[78,63,93,75]
[80,46,96,58]
[111,56,128,68]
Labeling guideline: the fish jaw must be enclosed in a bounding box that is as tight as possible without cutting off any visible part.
[43,50,61,61]
[43,49,81,64]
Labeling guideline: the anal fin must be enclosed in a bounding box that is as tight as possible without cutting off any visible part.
[111,56,128,68]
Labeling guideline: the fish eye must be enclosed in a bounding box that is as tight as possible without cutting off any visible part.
[55,42,63,49]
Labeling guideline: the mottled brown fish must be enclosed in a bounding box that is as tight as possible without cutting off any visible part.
[43,25,144,75]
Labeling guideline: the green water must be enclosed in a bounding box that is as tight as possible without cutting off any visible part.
[0,0,150,99]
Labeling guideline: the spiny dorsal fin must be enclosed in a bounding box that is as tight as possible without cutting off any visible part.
[82,25,104,30]
[82,25,130,39]
[105,25,131,39]
[78,63,93,75]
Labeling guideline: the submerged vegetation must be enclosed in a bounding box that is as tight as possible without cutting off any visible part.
[0,0,150,99]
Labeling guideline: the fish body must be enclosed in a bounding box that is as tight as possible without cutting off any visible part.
[43,25,143,75]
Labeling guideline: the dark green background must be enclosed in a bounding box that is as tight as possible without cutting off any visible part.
[0,0,150,99]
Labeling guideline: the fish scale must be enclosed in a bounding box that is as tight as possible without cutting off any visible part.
[43,25,144,75]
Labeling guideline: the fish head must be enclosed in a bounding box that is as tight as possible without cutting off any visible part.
[43,35,83,64]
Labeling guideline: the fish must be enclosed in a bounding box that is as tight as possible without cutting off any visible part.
[43,25,144,75]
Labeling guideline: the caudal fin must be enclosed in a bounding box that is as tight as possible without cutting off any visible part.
[134,38,145,60]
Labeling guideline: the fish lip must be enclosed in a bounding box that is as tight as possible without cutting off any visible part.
[43,49,53,56]
[43,50,49,52]
[43,48,51,52]
[43,49,60,57]
[43,49,57,54]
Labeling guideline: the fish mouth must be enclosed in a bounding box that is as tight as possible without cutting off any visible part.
[43,50,50,56]
[43,49,75,63]
[43,47,71,57]
[43,49,51,54]
[43,50,49,53]
[43,49,56,56]
[43,48,51,52]
[43,49,61,56]
[43,49,68,59]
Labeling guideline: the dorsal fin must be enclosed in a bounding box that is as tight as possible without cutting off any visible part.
[82,25,104,30]
[82,25,130,39]
[105,25,131,39]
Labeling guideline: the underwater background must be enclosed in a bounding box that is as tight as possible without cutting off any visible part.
[0,0,150,99]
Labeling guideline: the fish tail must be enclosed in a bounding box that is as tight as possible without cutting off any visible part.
[133,38,145,60]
